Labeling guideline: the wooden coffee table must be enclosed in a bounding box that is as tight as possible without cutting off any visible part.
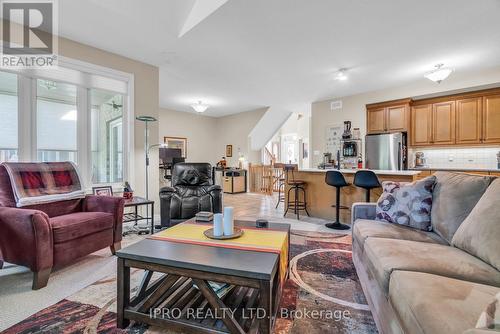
[116,219,290,334]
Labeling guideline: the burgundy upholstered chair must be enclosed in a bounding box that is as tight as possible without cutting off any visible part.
[0,165,124,289]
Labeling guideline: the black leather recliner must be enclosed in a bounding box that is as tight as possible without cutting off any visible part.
[160,163,222,228]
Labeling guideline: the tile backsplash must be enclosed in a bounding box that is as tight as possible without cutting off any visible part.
[408,147,500,170]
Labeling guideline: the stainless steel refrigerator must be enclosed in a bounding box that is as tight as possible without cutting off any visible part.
[365,132,407,170]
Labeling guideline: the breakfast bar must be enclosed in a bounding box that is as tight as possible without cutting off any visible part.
[285,168,422,223]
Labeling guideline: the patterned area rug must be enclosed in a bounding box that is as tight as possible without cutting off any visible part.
[2,231,377,334]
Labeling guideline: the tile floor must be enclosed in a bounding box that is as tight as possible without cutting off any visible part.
[223,192,346,234]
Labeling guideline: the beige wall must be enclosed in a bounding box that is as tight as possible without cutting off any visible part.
[215,108,267,167]
[59,37,160,206]
[158,108,217,164]
[311,66,500,167]
[158,108,267,169]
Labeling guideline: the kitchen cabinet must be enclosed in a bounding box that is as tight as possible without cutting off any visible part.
[456,97,482,144]
[371,87,500,148]
[387,105,409,132]
[366,99,410,134]
[367,107,386,134]
[411,104,432,146]
[432,101,456,145]
[482,94,500,144]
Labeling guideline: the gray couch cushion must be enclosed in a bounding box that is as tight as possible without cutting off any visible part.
[452,178,500,271]
[431,172,495,243]
[353,219,447,252]
[364,238,500,294]
[389,271,500,334]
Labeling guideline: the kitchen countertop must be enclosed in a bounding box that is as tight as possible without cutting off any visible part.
[298,168,421,176]
[410,167,500,172]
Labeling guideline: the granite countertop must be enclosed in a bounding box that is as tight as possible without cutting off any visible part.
[409,167,500,172]
[298,168,421,176]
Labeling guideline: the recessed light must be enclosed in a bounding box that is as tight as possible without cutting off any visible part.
[191,100,209,113]
[424,64,453,83]
[335,68,348,81]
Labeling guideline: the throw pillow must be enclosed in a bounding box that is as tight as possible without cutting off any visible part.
[451,178,500,271]
[375,175,436,231]
[431,172,495,243]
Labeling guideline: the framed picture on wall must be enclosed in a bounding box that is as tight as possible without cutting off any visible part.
[92,185,113,196]
[164,137,187,158]
[226,145,233,157]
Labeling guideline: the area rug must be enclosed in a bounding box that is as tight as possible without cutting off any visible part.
[2,231,377,334]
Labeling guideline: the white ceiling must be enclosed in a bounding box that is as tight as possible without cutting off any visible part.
[59,0,500,117]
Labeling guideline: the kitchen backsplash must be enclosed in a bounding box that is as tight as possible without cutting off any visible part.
[408,147,500,170]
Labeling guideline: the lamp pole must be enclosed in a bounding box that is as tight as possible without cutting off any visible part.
[136,115,158,200]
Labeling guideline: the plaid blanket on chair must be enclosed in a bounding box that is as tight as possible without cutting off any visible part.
[1,161,85,207]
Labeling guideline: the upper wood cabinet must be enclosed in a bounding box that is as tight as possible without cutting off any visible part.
[367,107,386,134]
[372,88,500,147]
[432,101,456,145]
[366,99,410,134]
[411,104,432,146]
[456,97,482,144]
[482,94,500,144]
[387,105,409,132]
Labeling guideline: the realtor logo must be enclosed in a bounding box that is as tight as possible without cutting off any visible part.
[1,0,58,68]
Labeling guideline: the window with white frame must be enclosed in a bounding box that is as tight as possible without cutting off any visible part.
[0,60,132,189]
[0,72,18,162]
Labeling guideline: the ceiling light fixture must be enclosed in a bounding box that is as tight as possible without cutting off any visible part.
[190,100,209,113]
[424,64,453,83]
[335,68,348,81]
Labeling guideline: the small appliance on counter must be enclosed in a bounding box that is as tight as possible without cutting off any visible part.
[415,152,427,168]
[342,121,352,139]
[365,132,408,170]
[318,152,335,169]
[340,139,362,169]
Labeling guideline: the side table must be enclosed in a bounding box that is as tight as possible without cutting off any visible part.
[123,197,155,235]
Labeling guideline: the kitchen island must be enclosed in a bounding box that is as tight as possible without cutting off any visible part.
[285,168,421,223]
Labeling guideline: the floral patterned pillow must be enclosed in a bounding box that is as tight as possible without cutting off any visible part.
[375,175,436,231]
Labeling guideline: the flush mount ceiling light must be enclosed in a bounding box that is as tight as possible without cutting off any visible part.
[335,68,348,81]
[190,100,209,113]
[424,64,453,83]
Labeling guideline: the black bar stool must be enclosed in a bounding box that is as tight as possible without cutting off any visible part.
[284,164,309,219]
[325,170,350,230]
[354,170,381,202]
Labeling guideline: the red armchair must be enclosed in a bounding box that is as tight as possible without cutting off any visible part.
[0,165,124,289]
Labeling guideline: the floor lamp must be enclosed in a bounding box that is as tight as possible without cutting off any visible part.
[136,115,157,232]
[136,115,157,200]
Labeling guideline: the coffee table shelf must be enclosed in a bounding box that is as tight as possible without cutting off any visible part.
[126,271,264,333]
[117,220,290,334]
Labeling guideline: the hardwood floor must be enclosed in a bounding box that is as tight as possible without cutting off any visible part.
[223,192,349,234]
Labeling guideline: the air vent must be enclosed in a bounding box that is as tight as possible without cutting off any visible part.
[330,100,342,110]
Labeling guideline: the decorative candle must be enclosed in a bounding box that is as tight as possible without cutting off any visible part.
[223,207,234,235]
[213,214,223,237]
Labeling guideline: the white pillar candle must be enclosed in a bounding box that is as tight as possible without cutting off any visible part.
[213,214,224,237]
[223,207,234,236]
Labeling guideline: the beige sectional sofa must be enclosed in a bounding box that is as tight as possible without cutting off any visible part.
[351,172,500,334]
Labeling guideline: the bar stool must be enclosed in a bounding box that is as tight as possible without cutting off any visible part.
[284,164,309,219]
[325,170,350,230]
[274,163,286,208]
[354,170,381,202]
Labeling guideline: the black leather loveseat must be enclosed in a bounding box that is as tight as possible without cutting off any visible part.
[159,163,222,228]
